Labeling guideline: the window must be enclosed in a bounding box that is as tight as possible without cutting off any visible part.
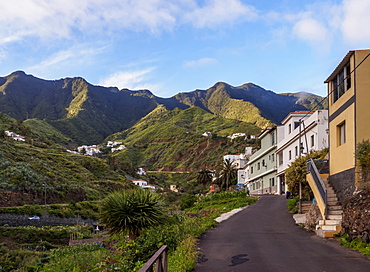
[251,166,253,174]
[295,146,298,157]
[289,150,292,160]
[262,159,265,167]
[271,178,275,186]
[278,152,283,165]
[271,132,275,146]
[288,124,292,134]
[338,122,346,146]
[311,135,315,147]
[294,122,300,130]
[257,162,260,170]
[332,62,351,103]
[271,154,274,162]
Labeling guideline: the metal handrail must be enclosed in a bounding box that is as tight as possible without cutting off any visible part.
[139,245,168,272]
[307,159,327,215]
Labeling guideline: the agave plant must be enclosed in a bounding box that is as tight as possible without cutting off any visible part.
[100,189,167,240]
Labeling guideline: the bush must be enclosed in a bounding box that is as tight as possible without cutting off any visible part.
[180,194,197,210]
[287,197,299,213]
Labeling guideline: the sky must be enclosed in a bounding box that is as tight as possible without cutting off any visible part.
[1,0,370,98]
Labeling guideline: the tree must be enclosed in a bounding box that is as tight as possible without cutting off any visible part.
[100,189,167,240]
[285,149,328,198]
[216,159,237,191]
[197,168,213,190]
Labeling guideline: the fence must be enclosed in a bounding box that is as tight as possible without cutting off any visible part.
[139,245,168,272]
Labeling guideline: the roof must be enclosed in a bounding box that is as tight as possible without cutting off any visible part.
[281,111,314,124]
[257,126,276,139]
[324,51,354,83]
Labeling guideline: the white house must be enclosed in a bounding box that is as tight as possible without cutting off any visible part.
[275,110,329,194]
[111,145,126,152]
[245,127,278,194]
[202,132,212,137]
[137,167,147,176]
[132,179,148,187]
[132,179,156,190]
[227,133,246,140]
[5,131,25,141]
[107,141,123,147]
[77,145,102,156]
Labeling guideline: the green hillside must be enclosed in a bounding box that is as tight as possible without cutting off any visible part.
[0,71,326,146]
[0,113,132,207]
[107,105,260,171]
[23,119,76,149]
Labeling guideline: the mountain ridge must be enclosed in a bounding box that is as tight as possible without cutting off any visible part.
[0,71,326,145]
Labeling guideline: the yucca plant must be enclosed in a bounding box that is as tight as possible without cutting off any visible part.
[100,189,167,240]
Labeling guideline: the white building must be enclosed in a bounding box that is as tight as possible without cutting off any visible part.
[228,133,246,140]
[245,127,278,194]
[132,179,156,190]
[132,179,148,187]
[137,167,147,176]
[5,131,25,141]
[111,145,126,152]
[107,141,123,147]
[275,110,328,194]
[77,145,102,156]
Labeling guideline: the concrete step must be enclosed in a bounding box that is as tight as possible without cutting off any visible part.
[327,196,338,202]
[326,188,335,194]
[327,214,343,220]
[319,219,342,225]
[328,210,343,215]
[327,192,338,197]
[321,225,338,231]
[315,225,342,237]
[327,205,342,210]
[327,200,340,206]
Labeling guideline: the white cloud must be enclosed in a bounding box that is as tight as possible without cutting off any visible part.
[293,18,328,42]
[26,45,107,78]
[0,0,260,45]
[99,67,159,91]
[184,58,218,67]
[184,0,258,28]
[341,0,370,44]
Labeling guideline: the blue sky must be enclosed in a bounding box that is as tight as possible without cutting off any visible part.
[1,0,370,98]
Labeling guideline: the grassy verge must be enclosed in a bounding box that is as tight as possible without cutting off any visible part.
[339,235,370,260]
[13,191,257,272]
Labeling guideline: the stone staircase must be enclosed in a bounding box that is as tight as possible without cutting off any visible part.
[315,178,343,238]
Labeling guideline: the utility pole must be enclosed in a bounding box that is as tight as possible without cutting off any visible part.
[43,183,47,205]
[298,120,302,214]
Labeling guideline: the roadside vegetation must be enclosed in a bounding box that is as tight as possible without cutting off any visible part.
[340,235,370,260]
[285,148,329,199]
[0,191,257,272]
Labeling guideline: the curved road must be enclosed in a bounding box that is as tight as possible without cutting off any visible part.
[194,195,370,272]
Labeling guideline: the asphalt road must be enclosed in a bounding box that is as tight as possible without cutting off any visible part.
[193,195,370,272]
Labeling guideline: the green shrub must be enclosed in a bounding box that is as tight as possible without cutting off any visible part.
[287,196,299,213]
[180,194,197,210]
[340,235,370,259]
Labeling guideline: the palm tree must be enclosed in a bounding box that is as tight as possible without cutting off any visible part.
[217,159,237,191]
[100,189,167,240]
[197,168,213,190]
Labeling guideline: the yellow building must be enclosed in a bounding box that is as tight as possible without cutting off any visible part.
[325,49,370,202]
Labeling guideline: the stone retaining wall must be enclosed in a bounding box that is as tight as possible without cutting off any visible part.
[341,190,370,240]
[0,213,97,227]
[305,203,322,231]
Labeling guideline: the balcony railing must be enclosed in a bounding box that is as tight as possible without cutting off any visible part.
[139,245,168,272]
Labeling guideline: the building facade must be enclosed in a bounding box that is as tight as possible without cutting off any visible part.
[324,49,370,202]
[276,110,329,194]
[246,127,277,194]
